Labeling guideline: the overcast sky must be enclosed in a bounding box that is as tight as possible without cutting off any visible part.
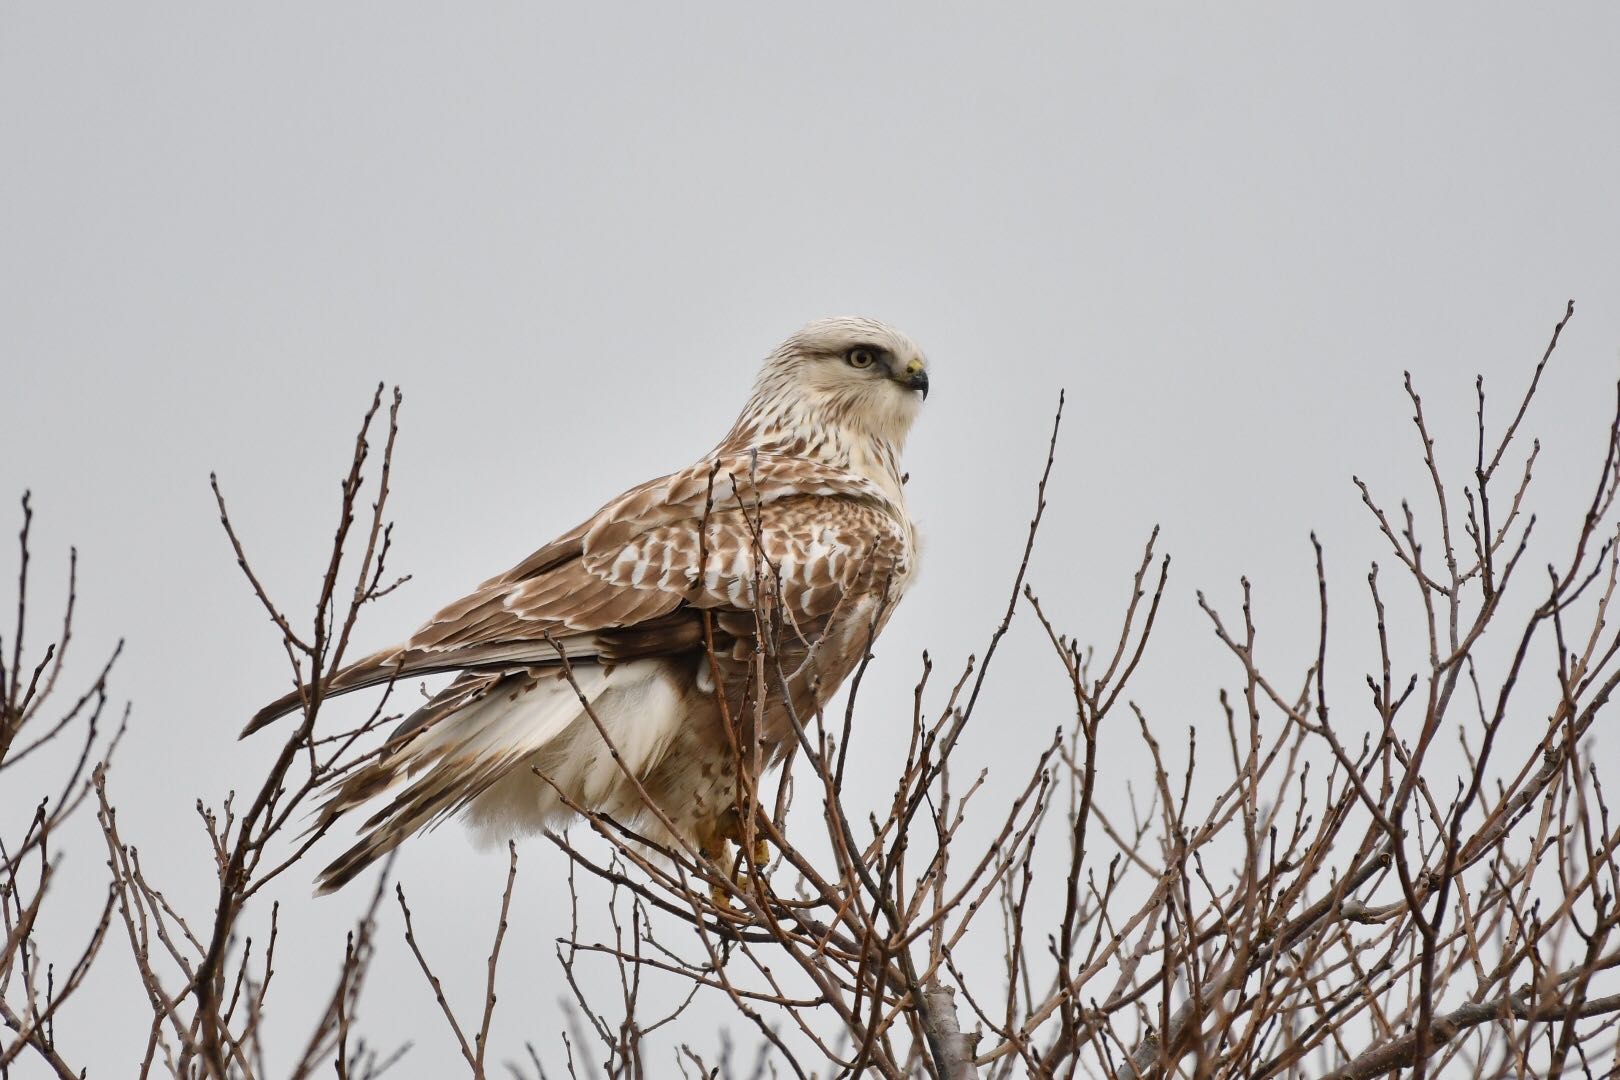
[3,5,1619,1076]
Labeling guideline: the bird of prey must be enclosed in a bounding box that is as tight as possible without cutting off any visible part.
[248,317,930,893]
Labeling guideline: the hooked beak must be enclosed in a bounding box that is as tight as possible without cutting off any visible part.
[898,358,929,400]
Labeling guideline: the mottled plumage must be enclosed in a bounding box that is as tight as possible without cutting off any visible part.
[248,317,929,892]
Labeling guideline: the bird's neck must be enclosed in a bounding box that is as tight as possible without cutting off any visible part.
[721,399,910,509]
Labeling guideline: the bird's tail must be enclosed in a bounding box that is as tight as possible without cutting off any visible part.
[312,665,611,894]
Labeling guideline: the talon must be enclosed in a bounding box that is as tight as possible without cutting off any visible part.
[697,820,727,863]
[710,880,731,908]
[751,837,771,868]
[716,808,744,844]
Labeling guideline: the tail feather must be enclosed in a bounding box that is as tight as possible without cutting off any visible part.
[310,665,611,894]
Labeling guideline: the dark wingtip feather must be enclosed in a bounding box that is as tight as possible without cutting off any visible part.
[241,648,405,740]
[240,691,302,739]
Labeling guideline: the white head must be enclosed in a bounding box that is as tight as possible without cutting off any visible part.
[728,317,930,458]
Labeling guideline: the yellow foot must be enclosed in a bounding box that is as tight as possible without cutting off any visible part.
[715,808,773,869]
[697,829,730,907]
[715,808,744,844]
[699,812,777,907]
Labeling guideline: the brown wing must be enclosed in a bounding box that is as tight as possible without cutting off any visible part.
[243,454,905,735]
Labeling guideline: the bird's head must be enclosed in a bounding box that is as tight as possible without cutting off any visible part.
[736,317,930,454]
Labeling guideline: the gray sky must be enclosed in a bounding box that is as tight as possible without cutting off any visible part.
[4,5,1619,1076]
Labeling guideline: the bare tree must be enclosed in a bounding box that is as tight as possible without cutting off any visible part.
[503,300,1620,1078]
[6,303,1617,1077]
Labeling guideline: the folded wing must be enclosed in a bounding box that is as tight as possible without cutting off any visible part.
[243,453,904,735]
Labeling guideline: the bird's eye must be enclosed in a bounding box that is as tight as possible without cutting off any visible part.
[847,347,878,369]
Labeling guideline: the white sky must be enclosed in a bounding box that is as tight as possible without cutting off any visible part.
[3,5,1619,1076]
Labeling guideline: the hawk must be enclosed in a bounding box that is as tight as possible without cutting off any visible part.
[247,317,930,893]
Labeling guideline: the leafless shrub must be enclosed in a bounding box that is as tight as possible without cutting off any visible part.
[85,386,415,1079]
[5,304,1617,1078]
[1,492,126,1078]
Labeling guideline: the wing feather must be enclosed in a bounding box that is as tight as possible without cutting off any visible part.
[244,454,907,736]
